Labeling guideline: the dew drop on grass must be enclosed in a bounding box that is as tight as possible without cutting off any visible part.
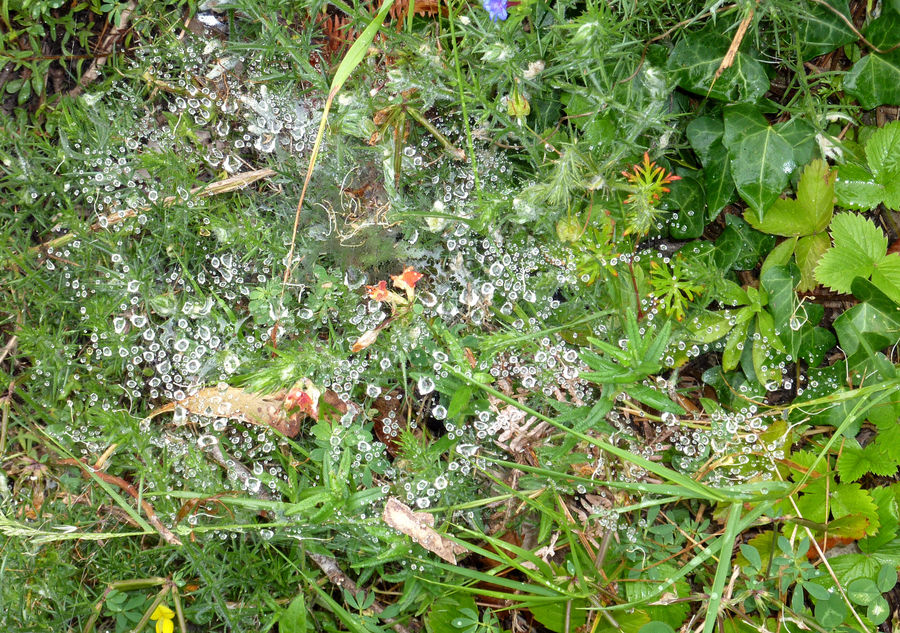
[417,376,435,394]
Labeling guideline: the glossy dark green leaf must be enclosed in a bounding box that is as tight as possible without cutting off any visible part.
[686,116,724,164]
[723,106,795,215]
[667,29,769,102]
[663,174,706,239]
[844,11,900,109]
[798,0,857,60]
[761,265,801,356]
[833,279,900,370]
[723,215,776,270]
[799,325,834,368]
[722,104,768,146]
[703,140,736,217]
[775,117,818,167]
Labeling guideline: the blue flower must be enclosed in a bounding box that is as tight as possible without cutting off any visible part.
[482,0,508,21]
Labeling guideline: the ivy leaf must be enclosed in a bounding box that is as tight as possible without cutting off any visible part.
[798,0,857,60]
[686,118,737,219]
[686,116,723,163]
[844,11,900,109]
[723,105,795,215]
[774,117,818,168]
[761,265,801,356]
[833,279,900,371]
[815,213,887,293]
[667,28,769,102]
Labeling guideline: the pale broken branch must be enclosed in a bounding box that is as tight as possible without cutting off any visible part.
[709,2,757,95]
[32,168,275,254]
[68,0,138,98]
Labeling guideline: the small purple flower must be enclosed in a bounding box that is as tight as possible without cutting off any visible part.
[482,0,508,21]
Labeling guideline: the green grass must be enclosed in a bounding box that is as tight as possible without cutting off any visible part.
[2,0,900,631]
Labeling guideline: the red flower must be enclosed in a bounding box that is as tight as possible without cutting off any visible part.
[391,267,423,293]
[366,280,390,302]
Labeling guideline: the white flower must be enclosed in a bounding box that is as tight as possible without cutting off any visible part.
[523,60,545,80]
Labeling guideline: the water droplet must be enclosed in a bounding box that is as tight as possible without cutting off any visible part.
[417,376,435,395]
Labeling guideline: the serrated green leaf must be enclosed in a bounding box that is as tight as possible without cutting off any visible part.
[831,482,880,535]
[835,162,885,210]
[815,213,888,293]
[744,159,835,237]
[795,232,831,292]
[798,0,857,60]
[836,440,875,482]
[858,486,899,552]
[626,564,690,628]
[865,121,900,181]
[871,253,900,304]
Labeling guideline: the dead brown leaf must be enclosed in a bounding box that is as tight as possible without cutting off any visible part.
[382,497,466,564]
[147,385,302,437]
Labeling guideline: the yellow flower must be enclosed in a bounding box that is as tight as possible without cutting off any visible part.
[150,604,175,633]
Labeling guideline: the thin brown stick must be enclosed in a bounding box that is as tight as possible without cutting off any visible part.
[709,2,757,95]
[58,457,183,546]
[807,0,900,55]
[308,552,415,633]
[0,335,17,366]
